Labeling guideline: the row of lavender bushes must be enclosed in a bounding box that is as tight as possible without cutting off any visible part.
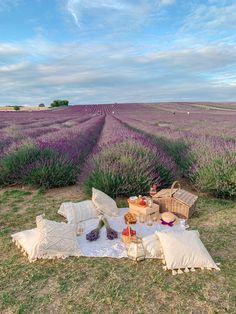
[1,104,235,198]
[115,117,193,175]
[83,116,177,197]
[0,145,76,188]
[188,138,236,198]
[0,116,105,188]
[118,116,236,199]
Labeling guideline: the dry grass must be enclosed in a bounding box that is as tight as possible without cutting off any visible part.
[0,107,48,111]
[0,186,235,313]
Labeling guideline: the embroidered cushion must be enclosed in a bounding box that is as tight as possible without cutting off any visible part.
[58,200,98,223]
[35,215,81,259]
[155,230,220,274]
[92,187,119,217]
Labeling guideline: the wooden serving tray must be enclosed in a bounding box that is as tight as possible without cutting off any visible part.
[128,202,159,216]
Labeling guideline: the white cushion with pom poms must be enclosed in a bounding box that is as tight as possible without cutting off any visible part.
[155,230,220,274]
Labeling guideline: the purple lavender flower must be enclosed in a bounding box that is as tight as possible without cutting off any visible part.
[86,228,100,241]
[86,219,104,241]
[102,217,118,240]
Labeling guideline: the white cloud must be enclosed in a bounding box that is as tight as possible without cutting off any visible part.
[182,1,236,32]
[158,0,175,6]
[64,0,175,29]
[136,44,236,72]
[0,61,27,72]
[67,0,80,27]
[82,0,132,11]
[0,0,21,12]
[0,43,23,55]
[0,36,235,106]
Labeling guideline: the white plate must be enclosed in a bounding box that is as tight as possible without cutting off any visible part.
[129,196,138,201]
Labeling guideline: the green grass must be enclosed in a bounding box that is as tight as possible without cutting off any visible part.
[0,187,236,313]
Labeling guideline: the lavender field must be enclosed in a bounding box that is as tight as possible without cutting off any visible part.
[1,103,236,313]
[0,103,236,198]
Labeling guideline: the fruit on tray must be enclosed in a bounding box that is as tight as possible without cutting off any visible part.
[122,226,136,236]
[138,197,147,206]
[124,212,137,224]
[128,196,147,206]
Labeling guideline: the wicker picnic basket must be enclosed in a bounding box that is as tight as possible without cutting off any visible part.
[153,181,198,219]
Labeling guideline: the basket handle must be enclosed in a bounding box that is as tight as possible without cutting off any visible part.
[127,223,131,240]
[170,181,181,196]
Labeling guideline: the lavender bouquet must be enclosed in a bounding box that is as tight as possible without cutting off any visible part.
[102,217,118,240]
[86,219,104,241]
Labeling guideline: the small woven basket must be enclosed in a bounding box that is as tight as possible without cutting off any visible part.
[121,224,137,244]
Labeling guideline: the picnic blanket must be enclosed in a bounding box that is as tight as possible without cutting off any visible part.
[12,208,187,261]
[78,208,187,258]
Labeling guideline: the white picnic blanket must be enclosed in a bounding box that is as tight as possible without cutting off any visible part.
[78,208,187,258]
[12,208,187,261]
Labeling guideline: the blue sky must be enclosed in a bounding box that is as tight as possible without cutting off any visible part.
[0,0,236,106]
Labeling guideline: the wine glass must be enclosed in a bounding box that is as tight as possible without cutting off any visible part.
[146,215,153,226]
[77,222,85,235]
[149,185,157,198]
[139,214,145,224]
[147,197,153,208]
[152,213,158,223]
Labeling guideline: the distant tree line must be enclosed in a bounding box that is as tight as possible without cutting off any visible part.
[50,100,69,108]
[11,99,69,111]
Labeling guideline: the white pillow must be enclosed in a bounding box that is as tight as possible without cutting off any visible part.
[12,228,39,262]
[58,200,98,223]
[92,187,119,217]
[142,234,163,259]
[142,229,194,259]
[155,230,220,275]
[35,215,81,260]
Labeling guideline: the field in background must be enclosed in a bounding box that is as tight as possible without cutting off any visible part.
[0,102,235,198]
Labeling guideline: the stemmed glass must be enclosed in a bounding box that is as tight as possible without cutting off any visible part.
[152,213,158,223]
[77,222,85,236]
[149,185,157,198]
[138,214,145,224]
[146,215,153,226]
[147,197,153,208]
